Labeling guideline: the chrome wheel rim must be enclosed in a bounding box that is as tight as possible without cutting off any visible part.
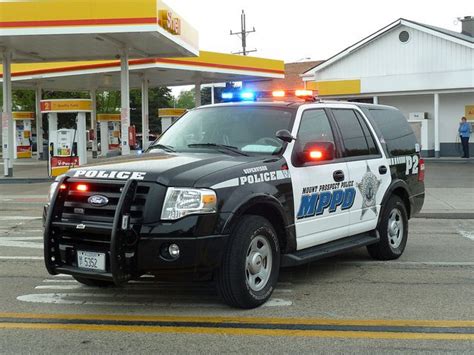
[245,235,272,292]
[387,209,404,249]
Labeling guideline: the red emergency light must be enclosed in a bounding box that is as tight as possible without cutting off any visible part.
[76,184,88,192]
[309,150,324,160]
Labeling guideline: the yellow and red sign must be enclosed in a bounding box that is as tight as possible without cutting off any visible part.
[97,113,121,122]
[158,10,181,35]
[12,112,35,120]
[40,100,92,113]
[50,156,80,177]
[465,105,474,120]
[158,108,187,117]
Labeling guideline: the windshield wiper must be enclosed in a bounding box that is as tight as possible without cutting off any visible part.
[147,143,176,153]
[187,143,249,156]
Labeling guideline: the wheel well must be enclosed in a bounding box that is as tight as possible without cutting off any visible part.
[242,203,288,253]
[391,187,411,218]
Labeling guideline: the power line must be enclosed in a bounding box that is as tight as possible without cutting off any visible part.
[230,10,256,56]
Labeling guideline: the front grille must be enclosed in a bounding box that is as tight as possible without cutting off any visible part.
[60,181,149,225]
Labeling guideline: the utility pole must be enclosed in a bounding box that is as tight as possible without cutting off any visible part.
[230,10,256,56]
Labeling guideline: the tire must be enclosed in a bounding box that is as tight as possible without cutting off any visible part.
[217,215,280,309]
[73,276,114,287]
[367,195,408,260]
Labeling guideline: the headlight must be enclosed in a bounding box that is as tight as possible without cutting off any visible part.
[161,187,217,220]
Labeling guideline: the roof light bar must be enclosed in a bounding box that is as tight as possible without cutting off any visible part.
[272,90,285,97]
[295,89,314,97]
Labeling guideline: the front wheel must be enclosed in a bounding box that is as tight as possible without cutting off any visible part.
[217,215,280,309]
[367,195,408,260]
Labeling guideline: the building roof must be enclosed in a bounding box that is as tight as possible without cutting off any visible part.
[303,18,474,77]
[245,61,323,91]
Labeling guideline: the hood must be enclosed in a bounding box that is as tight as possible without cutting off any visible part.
[66,152,265,187]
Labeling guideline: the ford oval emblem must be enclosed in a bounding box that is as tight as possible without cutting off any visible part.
[88,195,109,207]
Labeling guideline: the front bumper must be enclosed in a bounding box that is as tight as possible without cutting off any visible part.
[44,176,230,283]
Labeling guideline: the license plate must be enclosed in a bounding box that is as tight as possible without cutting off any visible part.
[77,251,106,272]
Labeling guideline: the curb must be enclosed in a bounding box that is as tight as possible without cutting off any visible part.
[414,213,474,220]
[0,178,53,184]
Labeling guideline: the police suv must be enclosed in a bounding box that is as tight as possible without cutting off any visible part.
[44,90,425,309]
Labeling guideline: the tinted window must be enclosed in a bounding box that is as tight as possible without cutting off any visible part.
[297,109,334,147]
[367,108,417,157]
[332,109,371,157]
[355,111,379,155]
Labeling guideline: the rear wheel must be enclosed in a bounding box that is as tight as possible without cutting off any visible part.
[73,276,114,287]
[367,195,408,260]
[217,215,280,309]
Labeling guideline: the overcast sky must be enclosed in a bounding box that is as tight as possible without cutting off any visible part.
[167,0,472,62]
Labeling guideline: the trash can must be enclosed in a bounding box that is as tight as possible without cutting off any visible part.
[41,145,49,161]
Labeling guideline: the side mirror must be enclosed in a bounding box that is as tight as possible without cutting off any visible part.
[300,141,335,163]
[276,129,296,143]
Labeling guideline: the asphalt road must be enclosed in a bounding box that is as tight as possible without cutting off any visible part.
[0,164,473,353]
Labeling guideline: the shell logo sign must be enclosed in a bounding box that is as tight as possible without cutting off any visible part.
[159,10,181,35]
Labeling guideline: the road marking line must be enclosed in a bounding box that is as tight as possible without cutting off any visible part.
[0,216,41,221]
[16,293,291,307]
[42,279,77,283]
[458,230,474,241]
[35,285,83,290]
[0,240,43,249]
[0,320,472,340]
[0,256,43,261]
[2,313,473,328]
[0,237,42,240]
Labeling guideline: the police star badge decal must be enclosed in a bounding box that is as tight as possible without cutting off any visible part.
[357,164,381,219]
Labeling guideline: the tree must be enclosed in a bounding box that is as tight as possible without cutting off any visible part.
[175,89,195,109]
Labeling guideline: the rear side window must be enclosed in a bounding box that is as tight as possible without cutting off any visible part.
[367,108,416,157]
[332,109,378,158]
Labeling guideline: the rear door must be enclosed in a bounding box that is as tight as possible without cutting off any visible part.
[329,107,391,235]
[285,106,351,250]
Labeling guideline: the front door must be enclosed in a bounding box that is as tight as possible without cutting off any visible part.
[285,107,352,250]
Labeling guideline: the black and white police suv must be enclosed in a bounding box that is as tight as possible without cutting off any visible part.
[44,90,425,309]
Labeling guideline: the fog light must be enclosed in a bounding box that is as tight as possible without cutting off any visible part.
[168,244,180,259]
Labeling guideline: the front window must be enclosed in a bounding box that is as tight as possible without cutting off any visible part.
[149,106,295,155]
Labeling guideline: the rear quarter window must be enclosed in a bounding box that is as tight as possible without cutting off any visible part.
[365,108,417,157]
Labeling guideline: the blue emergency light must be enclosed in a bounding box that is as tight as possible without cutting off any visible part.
[221,90,256,102]
[221,92,234,100]
[240,91,255,100]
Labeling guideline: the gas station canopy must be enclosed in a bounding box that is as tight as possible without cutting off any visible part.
[0,51,284,90]
[0,0,199,62]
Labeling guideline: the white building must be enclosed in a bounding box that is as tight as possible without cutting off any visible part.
[302,17,474,157]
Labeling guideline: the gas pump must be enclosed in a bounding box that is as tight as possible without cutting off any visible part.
[13,112,35,159]
[41,99,92,177]
[97,114,121,156]
[158,108,187,133]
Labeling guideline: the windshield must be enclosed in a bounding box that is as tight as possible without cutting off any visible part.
[149,106,295,155]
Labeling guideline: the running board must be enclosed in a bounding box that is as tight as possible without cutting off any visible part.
[281,233,379,267]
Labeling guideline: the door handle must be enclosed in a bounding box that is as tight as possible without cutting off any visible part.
[379,165,388,175]
[333,170,345,182]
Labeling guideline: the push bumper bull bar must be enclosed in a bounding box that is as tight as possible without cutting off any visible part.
[44,176,140,285]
